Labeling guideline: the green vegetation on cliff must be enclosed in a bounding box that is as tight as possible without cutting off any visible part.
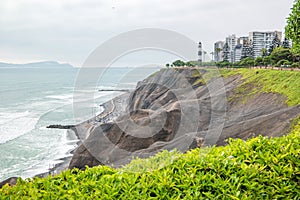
[221,69,300,106]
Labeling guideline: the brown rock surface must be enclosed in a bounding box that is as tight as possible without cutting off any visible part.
[69,68,300,170]
[0,177,18,188]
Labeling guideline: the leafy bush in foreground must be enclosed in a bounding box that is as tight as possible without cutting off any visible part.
[1,126,300,199]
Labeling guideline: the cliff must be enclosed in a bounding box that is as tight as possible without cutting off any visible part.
[69,68,300,169]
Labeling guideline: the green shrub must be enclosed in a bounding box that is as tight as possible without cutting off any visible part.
[270,47,293,64]
[277,59,291,67]
[254,57,263,66]
[291,63,299,68]
[1,129,300,199]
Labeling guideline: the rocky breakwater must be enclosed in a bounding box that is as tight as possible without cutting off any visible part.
[69,68,300,170]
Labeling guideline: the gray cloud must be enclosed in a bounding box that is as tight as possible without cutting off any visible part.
[0,0,294,66]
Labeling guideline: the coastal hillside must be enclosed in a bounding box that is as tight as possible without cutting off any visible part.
[69,68,300,169]
[1,68,300,199]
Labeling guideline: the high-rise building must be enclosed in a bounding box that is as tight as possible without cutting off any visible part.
[214,41,224,62]
[225,35,237,63]
[234,44,243,62]
[238,36,249,45]
[249,31,282,58]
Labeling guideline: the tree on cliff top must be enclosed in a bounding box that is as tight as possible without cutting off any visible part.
[172,60,186,67]
[270,47,293,65]
[286,0,300,56]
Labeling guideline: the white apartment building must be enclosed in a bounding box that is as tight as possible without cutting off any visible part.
[234,44,243,62]
[214,41,224,62]
[225,35,237,63]
[249,31,282,58]
[238,36,249,45]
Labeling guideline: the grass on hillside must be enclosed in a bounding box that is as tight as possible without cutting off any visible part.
[220,69,300,106]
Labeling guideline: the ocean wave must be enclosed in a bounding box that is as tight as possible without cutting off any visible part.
[0,92,110,145]
[0,111,39,144]
[46,92,113,105]
[46,94,74,101]
[0,128,78,181]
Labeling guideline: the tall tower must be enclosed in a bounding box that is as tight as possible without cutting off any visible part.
[198,42,202,63]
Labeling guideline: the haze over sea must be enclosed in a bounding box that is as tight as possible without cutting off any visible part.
[0,63,158,181]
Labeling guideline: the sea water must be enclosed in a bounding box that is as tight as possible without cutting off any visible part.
[0,66,158,181]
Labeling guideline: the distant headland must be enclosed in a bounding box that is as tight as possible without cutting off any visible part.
[0,61,74,68]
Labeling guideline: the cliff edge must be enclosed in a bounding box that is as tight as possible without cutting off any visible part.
[69,68,300,169]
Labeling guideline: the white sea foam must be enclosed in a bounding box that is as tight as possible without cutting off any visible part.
[19,130,78,179]
[46,91,112,105]
[46,94,74,101]
[0,111,30,125]
[94,105,105,116]
[0,111,39,144]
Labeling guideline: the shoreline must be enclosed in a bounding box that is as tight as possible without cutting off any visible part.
[36,91,130,179]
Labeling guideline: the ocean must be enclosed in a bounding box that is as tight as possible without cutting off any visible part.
[0,66,158,181]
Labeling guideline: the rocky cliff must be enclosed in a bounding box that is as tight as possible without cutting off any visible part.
[69,68,300,170]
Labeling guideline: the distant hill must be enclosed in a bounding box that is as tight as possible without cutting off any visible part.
[0,61,74,68]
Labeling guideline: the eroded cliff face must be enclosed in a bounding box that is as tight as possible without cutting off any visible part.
[69,68,300,170]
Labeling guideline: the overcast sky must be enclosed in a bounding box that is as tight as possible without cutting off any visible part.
[0,0,295,66]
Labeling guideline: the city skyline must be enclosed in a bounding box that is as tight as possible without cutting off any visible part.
[212,30,284,63]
